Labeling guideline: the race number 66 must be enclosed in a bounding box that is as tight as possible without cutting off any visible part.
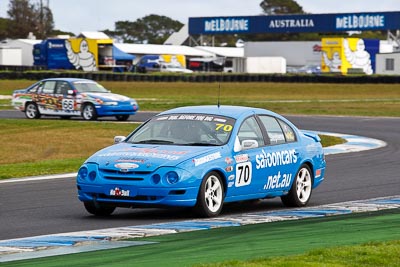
[62,99,74,110]
[235,162,252,187]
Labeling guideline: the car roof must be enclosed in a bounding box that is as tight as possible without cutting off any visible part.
[40,78,95,83]
[158,105,279,120]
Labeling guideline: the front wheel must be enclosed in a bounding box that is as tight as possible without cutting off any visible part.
[84,201,116,216]
[194,172,224,217]
[82,104,98,120]
[25,103,41,119]
[281,164,313,207]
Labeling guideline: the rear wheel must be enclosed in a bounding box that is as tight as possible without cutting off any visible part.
[194,172,224,217]
[84,201,116,216]
[82,104,97,120]
[25,103,41,119]
[115,115,130,121]
[281,164,313,207]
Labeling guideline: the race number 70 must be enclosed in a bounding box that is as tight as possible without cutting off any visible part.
[235,162,252,187]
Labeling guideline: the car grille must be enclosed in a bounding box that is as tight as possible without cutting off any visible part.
[99,168,151,181]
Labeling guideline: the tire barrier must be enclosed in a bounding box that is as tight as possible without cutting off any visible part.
[1,70,400,83]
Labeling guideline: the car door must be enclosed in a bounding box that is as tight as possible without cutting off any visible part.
[230,115,267,198]
[34,80,58,114]
[54,81,75,115]
[256,115,301,194]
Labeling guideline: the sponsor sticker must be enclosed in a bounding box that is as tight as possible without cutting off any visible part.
[193,152,221,166]
[110,187,130,197]
[234,154,249,163]
[256,149,297,169]
[263,171,292,190]
[114,163,139,170]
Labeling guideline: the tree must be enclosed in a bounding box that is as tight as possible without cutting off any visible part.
[109,14,183,44]
[7,0,37,38]
[259,0,305,15]
[35,1,54,39]
[6,0,54,39]
[0,18,8,40]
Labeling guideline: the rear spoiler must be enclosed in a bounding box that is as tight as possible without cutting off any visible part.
[301,130,321,142]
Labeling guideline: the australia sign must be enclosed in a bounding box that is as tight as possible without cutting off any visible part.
[189,11,400,35]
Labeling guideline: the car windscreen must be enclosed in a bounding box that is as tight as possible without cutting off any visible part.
[72,81,108,93]
[126,113,236,146]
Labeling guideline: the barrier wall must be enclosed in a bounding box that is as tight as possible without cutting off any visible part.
[1,67,400,83]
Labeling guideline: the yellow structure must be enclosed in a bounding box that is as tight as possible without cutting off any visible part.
[66,37,113,71]
[161,54,187,68]
[321,37,374,75]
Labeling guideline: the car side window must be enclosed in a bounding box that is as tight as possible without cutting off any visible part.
[258,116,286,145]
[55,81,71,95]
[237,116,265,148]
[28,83,41,93]
[42,81,57,94]
[278,119,297,142]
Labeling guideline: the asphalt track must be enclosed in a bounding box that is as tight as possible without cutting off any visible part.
[0,111,399,241]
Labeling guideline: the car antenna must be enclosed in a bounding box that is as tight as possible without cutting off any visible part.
[217,81,221,108]
[217,68,224,108]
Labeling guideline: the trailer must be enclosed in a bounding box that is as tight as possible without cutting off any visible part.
[33,32,134,71]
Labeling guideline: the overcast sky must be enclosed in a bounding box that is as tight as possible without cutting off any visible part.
[1,0,400,35]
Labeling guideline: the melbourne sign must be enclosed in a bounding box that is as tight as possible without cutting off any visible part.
[189,11,400,35]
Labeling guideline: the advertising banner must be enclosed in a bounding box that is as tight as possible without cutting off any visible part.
[189,11,400,35]
[321,38,380,75]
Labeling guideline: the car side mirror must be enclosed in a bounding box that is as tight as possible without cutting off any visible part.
[67,89,75,95]
[233,137,259,152]
[114,136,126,144]
[242,140,258,150]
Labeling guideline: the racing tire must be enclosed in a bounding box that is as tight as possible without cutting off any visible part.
[115,115,130,121]
[281,164,313,207]
[194,171,225,217]
[83,201,116,216]
[25,103,41,119]
[82,104,98,120]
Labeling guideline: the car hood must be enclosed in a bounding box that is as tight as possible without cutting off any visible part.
[85,142,221,172]
[81,92,131,102]
[13,89,29,94]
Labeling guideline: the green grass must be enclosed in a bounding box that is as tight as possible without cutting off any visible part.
[2,209,399,267]
[1,80,399,116]
[319,134,346,147]
[198,240,400,267]
[0,119,139,179]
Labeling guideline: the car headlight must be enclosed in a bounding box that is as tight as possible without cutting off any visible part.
[78,166,88,180]
[164,171,179,184]
[78,166,97,181]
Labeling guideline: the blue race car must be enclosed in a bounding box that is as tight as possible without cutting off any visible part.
[77,105,326,217]
[11,78,139,121]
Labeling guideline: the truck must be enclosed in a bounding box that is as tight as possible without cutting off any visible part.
[33,36,135,71]
[33,38,74,69]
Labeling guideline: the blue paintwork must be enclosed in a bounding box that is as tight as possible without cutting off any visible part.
[77,105,325,211]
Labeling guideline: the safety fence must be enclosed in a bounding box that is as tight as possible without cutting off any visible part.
[1,68,400,83]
